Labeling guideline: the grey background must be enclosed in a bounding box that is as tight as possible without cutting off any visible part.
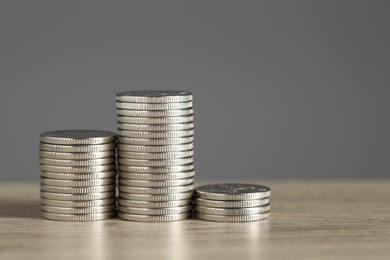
[1,1,389,181]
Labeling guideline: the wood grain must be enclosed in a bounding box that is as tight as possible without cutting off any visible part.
[0,180,389,260]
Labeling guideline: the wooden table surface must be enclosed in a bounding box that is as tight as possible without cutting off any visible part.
[0,180,389,260]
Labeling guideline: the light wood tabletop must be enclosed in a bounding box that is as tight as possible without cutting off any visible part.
[0,180,389,260]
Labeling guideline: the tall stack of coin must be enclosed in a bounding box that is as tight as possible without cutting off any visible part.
[39,130,117,221]
[194,184,271,222]
[116,91,194,222]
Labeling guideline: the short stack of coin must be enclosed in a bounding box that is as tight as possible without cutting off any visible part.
[39,130,117,221]
[116,90,195,222]
[194,184,271,222]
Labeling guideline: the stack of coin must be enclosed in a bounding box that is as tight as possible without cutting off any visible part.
[194,184,271,222]
[116,90,195,222]
[39,130,117,221]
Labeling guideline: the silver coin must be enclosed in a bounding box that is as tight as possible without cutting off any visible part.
[40,143,116,153]
[118,205,192,215]
[119,191,193,201]
[118,136,193,145]
[40,171,117,180]
[41,205,115,214]
[116,108,193,117]
[41,178,114,187]
[116,90,193,103]
[118,158,193,167]
[118,129,194,139]
[40,164,115,174]
[41,184,116,194]
[119,178,194,187]
[41,191,115,201]
[118,185,193,194]
[117,212,192,222]
[194,197,270,208]
[195,204,271,216]
[118,164,194,174]
[118,150,193,160]
[117,116,194,125]
[41,212,115,221]
[119,170,195,180]
[117,198,192,208]
[118,122,194,132]
[40,157,115,167]
[40,150,115,160]
[40,130,116,145]
[195,184,271,201]
[195,212,270,222]
[118,143,193,153]
[41,198,115,207]
[116,101,192,110]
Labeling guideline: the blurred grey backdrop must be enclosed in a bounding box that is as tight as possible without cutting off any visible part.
[0,1,389,180]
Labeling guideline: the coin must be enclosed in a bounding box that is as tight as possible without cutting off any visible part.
[41,191,115,201]
[40,171,117,180]
[195,184,271,200]
[117,116,193,124]
[118,185,193,194]
[41,205,115,214]
[41,178,114,187]
[116,108,193,117]
[41,198,115,207]
[40,164,115,174]
[40,143,116,153]
[118,143,193,153]
[40,150,115,160]
[119,178,194,187]
[194,197,270,208]
[118,164,194,174]
[195,212,270,222]
[41,184,116,194]
[41,212,115,221]
[116,90,193,103]
[195,204,270,215]
[117,212,192,222]
[119,170,195,180]
[40,157,115,167]
[118,150,193,160]
[118,205,192,215]
[117,198,192,208]
[117,122,194,131]
[118,129,194,139]
[118,157,193,167]
[119,191,193,201]
[118,136,193,145]
[116,101,192,110]
[40,130,116,145]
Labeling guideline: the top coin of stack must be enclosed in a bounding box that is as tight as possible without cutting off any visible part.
[194,184,271,222]
[116,90,195,222]
[39,130,117,222]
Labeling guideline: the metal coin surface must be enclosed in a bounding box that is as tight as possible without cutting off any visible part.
[41,198,115,208]
[117,122,194,132]
[117,212,192,222]
[118,136,193,145]
[40,130,116,145]
[41,205,115,214]
[40,157,115,167]
[195,204,271,216]
[118,157,193,167]
[118,143,193,153]
[116,108,193,117]
[41,212,115,221]
[119,191,193,201]
[117,116,193,124]
[118,185,193,194]
[195,212,270,222]
[119,178,194,187]
[40,171,117,180]
[117,198,192,208]
[118,129,194,139]
[40,143,116,153]
[194,197,270,208]
[118,164,194,174]
[116,101,192,110]
[40,184,116,194]
[41,191,115,201]
[40,150,115,160]
[40,164,115,174]
[195,184,271,200]
[116,90,192,103]
[118,150,193,160]
[118,205,192,215]
[40,178,114,187]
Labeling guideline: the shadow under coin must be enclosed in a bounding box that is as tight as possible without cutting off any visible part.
[0,199,41,219]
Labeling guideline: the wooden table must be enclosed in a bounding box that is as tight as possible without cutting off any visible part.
[1,180,389,260]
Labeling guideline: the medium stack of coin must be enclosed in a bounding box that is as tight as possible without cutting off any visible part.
[39,130,117,221]
[116,90,195,222]
[194,184,271,222]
